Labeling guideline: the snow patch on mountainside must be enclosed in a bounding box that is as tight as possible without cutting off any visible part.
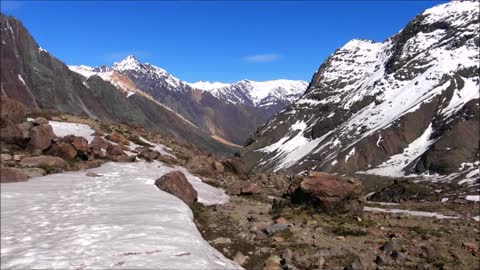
[190,79,308,107]
[189,81,231,90]
[359,123,436,177]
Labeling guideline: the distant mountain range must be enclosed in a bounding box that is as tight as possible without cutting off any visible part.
[69,57,307,146]
[241,0,479,184]
[0,13,306,153]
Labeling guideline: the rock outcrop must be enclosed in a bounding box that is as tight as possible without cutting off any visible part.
[289,172,364,215]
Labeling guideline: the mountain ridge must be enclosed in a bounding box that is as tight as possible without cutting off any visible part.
[241,0,479,185]
[69,56,308,145]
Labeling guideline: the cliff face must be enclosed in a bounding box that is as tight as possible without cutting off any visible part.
[0,14,234,154]
[241,0,479,182]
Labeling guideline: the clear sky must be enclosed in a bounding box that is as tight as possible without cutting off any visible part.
[1,0,446,83]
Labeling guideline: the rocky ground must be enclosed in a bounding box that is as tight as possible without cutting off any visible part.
[194,192,479,269]
[1,97,479,270]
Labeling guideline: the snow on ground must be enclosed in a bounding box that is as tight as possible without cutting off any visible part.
[138,136,176,158]
[1,161,238,269]
[364,206,459,220]
[465,195,480,202]
[49,121,96,143]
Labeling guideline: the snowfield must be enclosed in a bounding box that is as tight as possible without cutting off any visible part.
[1,161,239,269]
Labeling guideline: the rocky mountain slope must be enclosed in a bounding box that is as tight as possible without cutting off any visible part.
[0,13,234,154]
[241,0,479,184]
[70,59,307,145]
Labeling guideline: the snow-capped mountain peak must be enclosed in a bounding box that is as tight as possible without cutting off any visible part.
[112,55,142,71]
[189,79,308,107]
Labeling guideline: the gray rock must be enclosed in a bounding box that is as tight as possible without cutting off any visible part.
[381,240,402,253]
[266,223,288,236]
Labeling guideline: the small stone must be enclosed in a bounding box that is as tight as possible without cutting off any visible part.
[86,172,102,177]
[213,237,231,245]
[273,236,284,242]
[266,223,288,236]
[263,255,281,270]
[381,239,402,253]
[462,242,479,255]
[275,217,287,225]
[233,251,248,266]
[213,161,224,173]
[0,153,12,162]
[281,248,293,263]
[336,236,346,240]
[315,256,325,267]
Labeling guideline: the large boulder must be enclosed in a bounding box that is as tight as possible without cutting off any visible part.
[222,156,249,177]
[0,121,32,146]
[20,155,66,168]
[187,156,216,177]
[105,132,130,145]
[290,172,364,215]
[50,142,77,161]
[0,97,27,128]
[107,143,125,157]
[155,171,198,206]
[61,135,88,153]
[0,166,29,183]
[27,124,54,150]
[90,136,111,150]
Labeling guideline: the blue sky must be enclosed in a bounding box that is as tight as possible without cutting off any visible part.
[1,0,446,83]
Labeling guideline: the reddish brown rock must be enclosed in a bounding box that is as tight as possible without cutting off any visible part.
[20,155,66,168]
[290,172,364,215]
[137,147,160,161]
[158,155,178,165]
[0,166,29,183]
[227,182,243,195]
[27,124,54,150]
[107,143,125,156]
[105,132,130,145]
[227,181,259,195]
[89,136,111,150]
[155,171,198,206]
[0,97,27,128]
[241,182,259,194]
[61,135,88,152]
[50,142,77,160]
